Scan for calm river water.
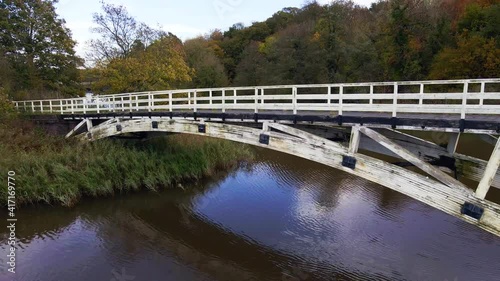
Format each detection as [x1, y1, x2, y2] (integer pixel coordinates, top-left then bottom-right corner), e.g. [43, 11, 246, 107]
[1, 147, 500, 281]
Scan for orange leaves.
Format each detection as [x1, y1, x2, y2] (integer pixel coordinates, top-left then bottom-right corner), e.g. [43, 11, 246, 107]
[429, 35, 500, 79]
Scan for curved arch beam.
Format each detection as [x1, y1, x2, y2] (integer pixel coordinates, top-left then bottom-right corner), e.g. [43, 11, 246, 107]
[82, 118, 500, 237]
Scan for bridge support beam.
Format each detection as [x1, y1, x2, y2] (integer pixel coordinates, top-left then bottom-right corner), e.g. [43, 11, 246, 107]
[349, 126, 360, 154]
[358, 127, 468, 191]
[65, 119, 87, 139]
[356, 128, 500, 190]
[447, 133, 461, 154]
[76, 119, 500, 237]
[476, 138, 500, 199]
[478, 134, 499, 146]
[86, 118, 93, 131]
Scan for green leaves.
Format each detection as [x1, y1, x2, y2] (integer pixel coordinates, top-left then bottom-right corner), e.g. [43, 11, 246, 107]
[184, 37, 229, 88]
[0, 0, 82, 99]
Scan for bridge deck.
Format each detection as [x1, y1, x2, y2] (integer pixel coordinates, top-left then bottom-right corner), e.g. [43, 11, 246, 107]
[14, 79, 499, 132]
[56, 110, 499, 134]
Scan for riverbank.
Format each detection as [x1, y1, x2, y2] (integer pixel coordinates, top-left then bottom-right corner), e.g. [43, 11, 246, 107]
[0, 118, 253, 207]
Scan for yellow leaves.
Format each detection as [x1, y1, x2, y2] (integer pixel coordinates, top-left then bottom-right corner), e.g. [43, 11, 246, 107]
[312, 32, 321, 42]
[258, 36, 277, 55]
[95, 37, 193, 94]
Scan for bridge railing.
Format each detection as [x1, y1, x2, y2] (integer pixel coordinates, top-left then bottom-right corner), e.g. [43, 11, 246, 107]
[13, 79, 500, 118]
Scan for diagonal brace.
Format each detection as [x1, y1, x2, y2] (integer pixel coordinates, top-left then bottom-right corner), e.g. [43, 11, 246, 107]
[359, 127, 469, 192]
[268, 123, 347, 153]
[476, 138, 500, 199]
[65, 119, 87, 139]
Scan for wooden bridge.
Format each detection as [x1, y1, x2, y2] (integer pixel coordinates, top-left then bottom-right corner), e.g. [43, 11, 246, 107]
[14, 79, 500, 237]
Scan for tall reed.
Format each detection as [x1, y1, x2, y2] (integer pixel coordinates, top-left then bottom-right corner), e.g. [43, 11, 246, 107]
[0, 119, 253, 207]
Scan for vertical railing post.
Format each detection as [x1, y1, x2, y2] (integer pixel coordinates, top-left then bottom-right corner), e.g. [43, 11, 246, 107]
[293, 87, 297, 115]
[31, 101, 35, 112]
[148, 93, 152, 112]
[60, 100, 64, 114]
[129, 95, 132, 112]
[419, 83, 424, 106]
[121, 97, 124, 112]
[188, 92, 191, 105]
[461, 81, 468, 120]
[71, 99, 75, 114]
[261, 88, 265, 105]
[193, 90, 197, 113]
[209, 90, 213, 105]
[339, 85, 344, 116]
[392, 82, 398, 118]
[169, 92, 173, 112]
[327, 86, 331, 106]
[49, 100, 53, 113]
[135, 95, 139, 111]
[369, 85, 374, 106]
[233, 89, 237, 105]
[40, 101, 43, 113]
[254, 88, 259, 113]
[479, 82, 485, 106]
[222, 89, 226, 113]
[112, 96, 116, 113]
[96, 97, 100, 114]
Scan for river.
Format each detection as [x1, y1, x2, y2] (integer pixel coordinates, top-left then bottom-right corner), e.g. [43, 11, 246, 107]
[1, 147, 500, 281]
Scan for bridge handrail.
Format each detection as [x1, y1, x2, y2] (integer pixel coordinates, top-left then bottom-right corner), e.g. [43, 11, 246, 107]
[12, 78, 500, 119]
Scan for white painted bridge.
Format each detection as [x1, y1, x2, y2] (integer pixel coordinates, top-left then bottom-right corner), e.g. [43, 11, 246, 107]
[14, 79, 500, 237]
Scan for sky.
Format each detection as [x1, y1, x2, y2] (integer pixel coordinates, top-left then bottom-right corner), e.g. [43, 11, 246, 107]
[55, 0, 377, 57]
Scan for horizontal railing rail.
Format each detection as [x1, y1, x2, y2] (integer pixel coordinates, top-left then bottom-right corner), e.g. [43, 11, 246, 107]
[12, 79, 500, 119]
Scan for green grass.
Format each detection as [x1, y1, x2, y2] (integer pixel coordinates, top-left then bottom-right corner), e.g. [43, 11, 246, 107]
[0, 118, 253, 207]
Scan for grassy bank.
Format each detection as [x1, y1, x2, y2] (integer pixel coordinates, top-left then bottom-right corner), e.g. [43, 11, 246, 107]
[0, 119, 253, 207]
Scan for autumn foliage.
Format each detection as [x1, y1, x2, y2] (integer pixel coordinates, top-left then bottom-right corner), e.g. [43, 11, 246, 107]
[1, 0, 498, 101]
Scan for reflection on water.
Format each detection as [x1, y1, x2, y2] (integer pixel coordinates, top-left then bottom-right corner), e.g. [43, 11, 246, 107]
[1, 148, 500, 281]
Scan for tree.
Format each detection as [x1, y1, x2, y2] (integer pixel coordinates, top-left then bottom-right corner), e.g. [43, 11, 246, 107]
[183, 37, 229, 88]
[0, 0, 82, 99]
[429, 34, 499, 79]
[87, 1, 165, 64]
[457, 3, 500, 44]
[233, 42, 270, 86]
[94, 35, 193, 94]
[0, 87, 15, 117]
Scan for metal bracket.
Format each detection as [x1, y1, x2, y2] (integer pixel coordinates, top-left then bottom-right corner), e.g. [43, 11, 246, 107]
[116, 124, 122, 132]
[459, 119, 466, 133]
[259, 133, 270, 145]
[342, 155, 357, 169]
[461, 202, 484, 220]
[152, 121, 158, 129]
[198, 124, 206, 133]
[391, 117, 398, 129]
